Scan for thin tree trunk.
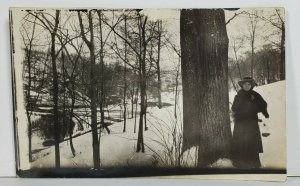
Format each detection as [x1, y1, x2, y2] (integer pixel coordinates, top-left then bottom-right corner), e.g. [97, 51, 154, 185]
[97, 10, 110, 135]
[144, 93, 148, 131]
[251, 39, 255, 78]
[156, 20, 162, 109]
[136, 15, 147, 153]
[137, 75, 145, 152]
[24, 17, 37, 163]
[279, 23, 285, 80]
[134, 86, 139, 133]
[51, 10, 60, 168]
[25, 48, 33, 163]
[90, 44, 100, 169]
[174, 64, 180, 119]
[233, 50, 242, 79]
[26, 109, 32, 162]
[131, 93, 134, 119]
[123, 15, 128, 133]
[78, 10, 100, 169]
[61, 50, 76, 157]
[229, 73, 237, 92]
[181, 9, 232, 166]
[266, 57, 271, 84]
[69, 86, 76, 157]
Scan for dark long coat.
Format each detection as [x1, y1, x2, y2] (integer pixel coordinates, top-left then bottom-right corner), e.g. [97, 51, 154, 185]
[231, 89, 269, 168]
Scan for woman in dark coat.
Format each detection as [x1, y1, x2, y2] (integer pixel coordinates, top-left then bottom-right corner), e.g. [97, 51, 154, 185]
[231, 77, 269, 168]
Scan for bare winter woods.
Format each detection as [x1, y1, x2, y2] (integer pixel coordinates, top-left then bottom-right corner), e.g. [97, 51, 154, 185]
[14, 8, 284, 172]
[19, 9, 177, 169]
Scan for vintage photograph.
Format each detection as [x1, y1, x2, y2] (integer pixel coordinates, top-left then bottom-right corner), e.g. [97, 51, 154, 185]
[10, 8, 286, 179]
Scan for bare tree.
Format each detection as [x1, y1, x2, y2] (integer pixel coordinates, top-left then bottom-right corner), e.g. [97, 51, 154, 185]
[103, 10, 157, 152]
[20, 15, 37, 163]
[247, 10, 260, 78]
[246, 9, 285, 80]
[51, 10, 61, 168]
[28, 10, 61, 167]
[123, 15, 128, 132]
[136, 13, 148, 152]
[78, 10, 100, 169]
[95, 10, 113, 135]
[163, 33, 181, 118]
[155, 20, 163, 109]
[230, 36, 244, 79]
[277, 9, 285, 80]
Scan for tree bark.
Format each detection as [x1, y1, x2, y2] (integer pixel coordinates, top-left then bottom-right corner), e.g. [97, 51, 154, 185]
[180, 9, 232, 166]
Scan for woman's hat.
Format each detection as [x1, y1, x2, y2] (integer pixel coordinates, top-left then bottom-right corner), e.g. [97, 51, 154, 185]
[238, 77, 258, 88]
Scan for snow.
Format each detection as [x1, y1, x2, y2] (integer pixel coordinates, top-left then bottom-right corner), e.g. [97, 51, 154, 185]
[254, 81, 286, 169]
[31, 81, 286, 170]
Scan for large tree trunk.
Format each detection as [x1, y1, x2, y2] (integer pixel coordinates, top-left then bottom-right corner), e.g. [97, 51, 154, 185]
[180, 9, 232, 166]
[51, 10, 60, 168]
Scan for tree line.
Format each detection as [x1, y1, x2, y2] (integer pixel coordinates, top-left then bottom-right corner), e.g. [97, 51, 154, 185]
[21, 9, 171, 169]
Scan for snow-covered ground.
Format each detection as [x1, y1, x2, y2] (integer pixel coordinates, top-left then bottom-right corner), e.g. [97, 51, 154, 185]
[253, 81, 286, 169]
[31, 81, 286, 170]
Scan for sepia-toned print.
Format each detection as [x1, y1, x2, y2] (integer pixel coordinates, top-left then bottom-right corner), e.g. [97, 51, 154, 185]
[10, 8, 286, 179]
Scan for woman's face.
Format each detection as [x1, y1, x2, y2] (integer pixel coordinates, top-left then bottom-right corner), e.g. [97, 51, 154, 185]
[242, 82, 252, 91]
